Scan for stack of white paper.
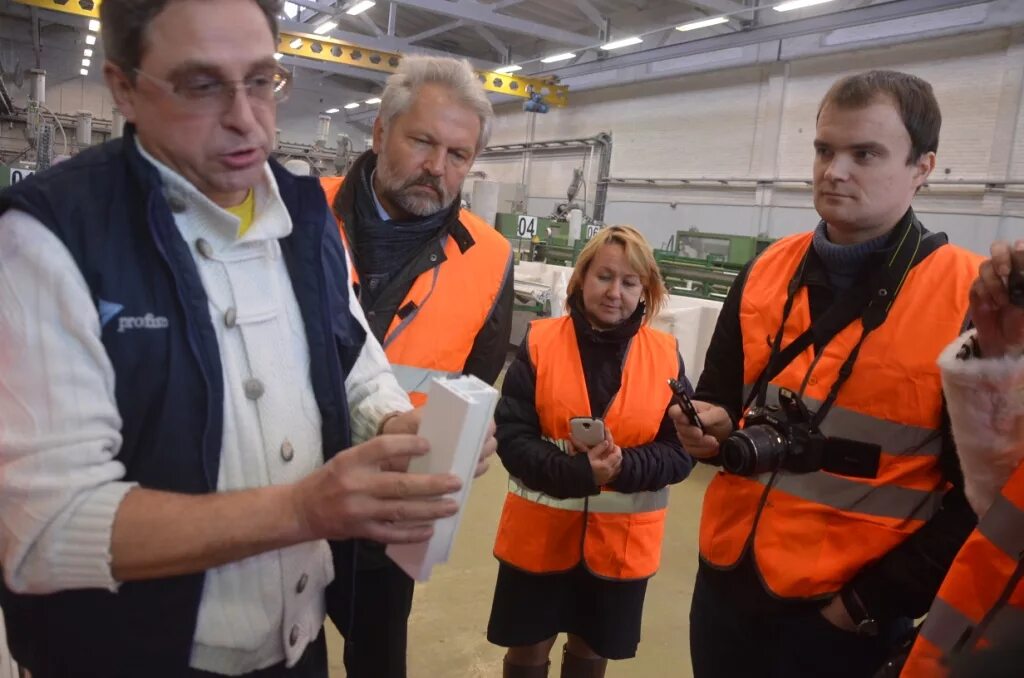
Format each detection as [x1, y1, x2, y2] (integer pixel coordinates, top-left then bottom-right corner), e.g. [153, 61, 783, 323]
[385, 375, 499, 581]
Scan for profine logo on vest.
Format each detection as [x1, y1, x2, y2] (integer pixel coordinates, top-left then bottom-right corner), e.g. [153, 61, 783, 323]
[118, 313, 169, 333]
[98, 299, 169, 333]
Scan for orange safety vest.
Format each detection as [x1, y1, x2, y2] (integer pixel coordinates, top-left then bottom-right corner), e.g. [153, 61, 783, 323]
[492, 315, 679, 580]
[902, 460, 1024, 677]
[320, 176, 512, 405]
[699, 232, 982, 599]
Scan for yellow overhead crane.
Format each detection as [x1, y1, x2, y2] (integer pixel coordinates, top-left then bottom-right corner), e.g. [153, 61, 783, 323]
[12, 0, 569, 107]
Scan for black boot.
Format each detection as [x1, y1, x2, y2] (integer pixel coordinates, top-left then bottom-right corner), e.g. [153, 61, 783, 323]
[503, 657, 550, 678]
[559, 644, 607, 678]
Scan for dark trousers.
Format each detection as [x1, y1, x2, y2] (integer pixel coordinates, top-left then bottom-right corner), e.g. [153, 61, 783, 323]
[689, 566, 909, 678]
[186, 630, 328, 678]
[339, 559, 416, 678]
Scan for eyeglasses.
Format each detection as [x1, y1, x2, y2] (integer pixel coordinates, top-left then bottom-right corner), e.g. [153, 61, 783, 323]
[133, 65, 292, 113]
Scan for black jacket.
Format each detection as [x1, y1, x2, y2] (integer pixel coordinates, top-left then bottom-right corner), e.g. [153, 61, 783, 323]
[695, 228, 978, 621]
[496, 297, 694, 497]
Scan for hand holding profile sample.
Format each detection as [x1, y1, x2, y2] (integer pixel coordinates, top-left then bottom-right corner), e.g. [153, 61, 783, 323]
[380, 406, 498, 478]
[291, 434, 462, 545]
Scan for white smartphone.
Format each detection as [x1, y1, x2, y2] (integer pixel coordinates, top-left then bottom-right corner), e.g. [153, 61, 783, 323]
[569, 417, 606, 447]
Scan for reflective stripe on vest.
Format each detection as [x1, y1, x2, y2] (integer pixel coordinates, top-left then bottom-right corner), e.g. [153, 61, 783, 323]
[902, 460, 1024, 678]
[757, 471, 943, 522]
[320, 175, 512, 407]
[493, 316, 679, 580]
[700, 231, 982, 599]
[978, 493, 1024, 560]
[917, 492, 1024, 656]
[508, 476, 669, 515]
[918, 597, 976, 657]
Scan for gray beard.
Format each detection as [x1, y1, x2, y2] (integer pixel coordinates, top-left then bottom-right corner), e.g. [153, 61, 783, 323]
[375, 156, 455, 217]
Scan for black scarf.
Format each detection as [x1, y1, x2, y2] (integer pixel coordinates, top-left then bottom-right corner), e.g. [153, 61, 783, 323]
[350, 155, 450, 294]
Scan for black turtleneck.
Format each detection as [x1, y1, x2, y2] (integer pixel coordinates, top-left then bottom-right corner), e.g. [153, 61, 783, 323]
[568, 292, 646, 417]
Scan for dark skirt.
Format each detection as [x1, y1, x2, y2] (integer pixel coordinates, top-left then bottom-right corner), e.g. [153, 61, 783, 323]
[486, 562, 649, 660]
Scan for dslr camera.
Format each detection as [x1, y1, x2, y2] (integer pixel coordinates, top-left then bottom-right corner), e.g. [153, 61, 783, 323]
[721, 388, 880, 478]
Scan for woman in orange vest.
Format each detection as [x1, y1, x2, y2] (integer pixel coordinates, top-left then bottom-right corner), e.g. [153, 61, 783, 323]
[900, 240, 1024, 678]
[487, 225, 694, 678]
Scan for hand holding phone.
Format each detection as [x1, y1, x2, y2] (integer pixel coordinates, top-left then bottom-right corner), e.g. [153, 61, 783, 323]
[569, 417, 606, 447]
[668, 378, 705, 434]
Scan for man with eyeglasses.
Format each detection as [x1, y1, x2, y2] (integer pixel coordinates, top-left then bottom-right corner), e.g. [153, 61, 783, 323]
[0, 1, 482, 676]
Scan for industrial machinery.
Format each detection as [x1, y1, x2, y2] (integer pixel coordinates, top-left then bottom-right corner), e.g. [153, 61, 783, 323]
[500, 222, 772, 301]
[656, 230, 774, 299]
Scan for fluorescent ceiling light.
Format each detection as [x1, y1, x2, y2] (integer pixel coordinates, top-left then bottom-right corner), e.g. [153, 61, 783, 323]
[495, 64, 522, 74]
[79, 68, 88, 76]
[344, 102, 360, 109]
[274, 52, 283, 60]
[325, 107, 340, 113]
[774, 0, 834, 11]
[541, 52, 576, 64]
[676, 16, 729, 31]
[365, 97, 381, 104]
[85, 34, 97, 45]
[289, 38, 302, 48]
[82, 58, 91, 67]
[88, 19, 100, 32]
[601, 36, 642, 50]
[346, 1, 375, 15]
[314, 20, 337, 34]
[84, 48, 93, 57]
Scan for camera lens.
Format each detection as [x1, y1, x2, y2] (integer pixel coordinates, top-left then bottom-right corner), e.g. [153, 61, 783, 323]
[721, 425, 787, 476]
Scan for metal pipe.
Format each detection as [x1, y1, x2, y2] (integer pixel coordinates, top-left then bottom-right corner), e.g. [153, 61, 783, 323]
[477, 133, 614, 220]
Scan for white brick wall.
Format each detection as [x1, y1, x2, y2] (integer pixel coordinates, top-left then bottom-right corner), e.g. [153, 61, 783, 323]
[482, 27, 1024, 254]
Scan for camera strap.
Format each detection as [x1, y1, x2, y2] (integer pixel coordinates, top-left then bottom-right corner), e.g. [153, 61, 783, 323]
[746, 213, 947, 425]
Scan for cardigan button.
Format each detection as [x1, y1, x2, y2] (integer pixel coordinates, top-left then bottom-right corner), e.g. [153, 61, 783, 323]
[243, 378, 264, 401]
[289, 625, 300, 647]
[296, 573, 308, 594]
[224, 307, 237, 328]
[166, 194, 187, 213]
[280, 439, 295, 462]
[196, 238, 215, 259]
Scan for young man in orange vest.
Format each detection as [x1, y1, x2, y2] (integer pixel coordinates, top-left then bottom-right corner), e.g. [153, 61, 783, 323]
[671, 70, 983, 677]
[319, 56, 513, 678]
[900, 240, 1024, 677]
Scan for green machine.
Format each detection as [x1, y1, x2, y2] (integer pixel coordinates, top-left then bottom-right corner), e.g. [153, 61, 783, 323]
[498, 218, 773, 302]
[671, 230, 773, 267]
[495, 212, 580, 267]
[657, 231, 775, 299]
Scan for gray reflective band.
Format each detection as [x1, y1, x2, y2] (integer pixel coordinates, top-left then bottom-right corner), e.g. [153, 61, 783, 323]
[983, 603, 1024, 648]
[742, 383, 943, 457]
[508, 477, 668, 515]
[978, 494, 1024, 560]
[920, 597, 975, 654]
[390, 364, 462, 394]
[757, 471, 943, 522]
[383, 257, 443, 350]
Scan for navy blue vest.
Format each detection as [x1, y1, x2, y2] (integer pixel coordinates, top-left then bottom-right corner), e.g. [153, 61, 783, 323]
[0, 127, 364, 676]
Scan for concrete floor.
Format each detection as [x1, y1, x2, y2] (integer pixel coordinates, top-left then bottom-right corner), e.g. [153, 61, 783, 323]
[325, 459, 714, 677]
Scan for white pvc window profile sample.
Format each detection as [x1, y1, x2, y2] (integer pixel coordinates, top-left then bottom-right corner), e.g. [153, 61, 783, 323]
[386, 375, 499, 581]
